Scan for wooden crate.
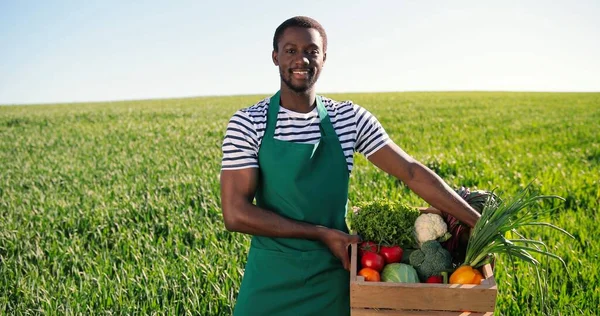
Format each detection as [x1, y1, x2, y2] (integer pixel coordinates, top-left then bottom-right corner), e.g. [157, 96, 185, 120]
[349, 242, 498, 316]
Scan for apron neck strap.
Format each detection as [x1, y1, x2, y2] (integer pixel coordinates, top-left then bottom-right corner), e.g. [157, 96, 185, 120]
[265, 91, 331, 139]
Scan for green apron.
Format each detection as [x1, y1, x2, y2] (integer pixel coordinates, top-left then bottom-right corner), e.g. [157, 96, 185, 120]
[233, 91, 351, 316]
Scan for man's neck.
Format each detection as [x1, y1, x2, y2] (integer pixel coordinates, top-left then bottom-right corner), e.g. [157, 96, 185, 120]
[279, 86, 317, 113]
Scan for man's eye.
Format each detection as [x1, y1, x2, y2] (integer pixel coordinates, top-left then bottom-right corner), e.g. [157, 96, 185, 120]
[286, 49, 296, 54]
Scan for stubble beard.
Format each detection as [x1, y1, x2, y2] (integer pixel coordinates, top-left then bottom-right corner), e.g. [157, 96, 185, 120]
[280, 69, 319, 93]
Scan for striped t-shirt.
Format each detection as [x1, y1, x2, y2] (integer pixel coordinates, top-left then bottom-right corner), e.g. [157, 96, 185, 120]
[221, 96, 391, 173]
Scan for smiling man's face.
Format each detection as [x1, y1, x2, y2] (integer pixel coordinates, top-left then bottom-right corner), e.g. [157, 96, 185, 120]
[272, 27, 326, 94]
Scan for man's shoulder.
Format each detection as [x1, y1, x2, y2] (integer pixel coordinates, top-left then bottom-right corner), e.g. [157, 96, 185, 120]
[320, 96, 357, 112]
[228, 97, 271, 125]
[322, 96, 379, 118]
[238, 97, 270, 115]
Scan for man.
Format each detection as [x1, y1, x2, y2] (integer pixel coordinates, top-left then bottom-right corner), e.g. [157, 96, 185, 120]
[220, 16, 480, 315]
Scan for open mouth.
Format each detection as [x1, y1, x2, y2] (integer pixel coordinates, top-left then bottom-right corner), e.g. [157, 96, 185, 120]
[290, 69, 312, 80]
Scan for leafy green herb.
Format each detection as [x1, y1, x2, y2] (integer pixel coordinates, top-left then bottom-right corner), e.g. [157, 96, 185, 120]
[348, 199, 420, 248]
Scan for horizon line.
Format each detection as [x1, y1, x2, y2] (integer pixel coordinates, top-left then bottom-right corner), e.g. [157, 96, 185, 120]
[2, 89, 600, 107]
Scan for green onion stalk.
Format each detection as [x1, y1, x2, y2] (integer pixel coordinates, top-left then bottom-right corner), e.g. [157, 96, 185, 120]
[461, 184, 574, 314]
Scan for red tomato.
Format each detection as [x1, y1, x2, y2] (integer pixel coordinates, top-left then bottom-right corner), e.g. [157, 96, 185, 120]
[358, 241, 378, 257]
[358, 268, 381, 282]
[360, 252, 385, 272]
[426, 275, 443, 283]
[379, 245, 403, 264]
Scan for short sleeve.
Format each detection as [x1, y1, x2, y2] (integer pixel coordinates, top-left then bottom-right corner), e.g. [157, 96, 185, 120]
[221, 110, 260, 170]
[353, 104, 391, 157]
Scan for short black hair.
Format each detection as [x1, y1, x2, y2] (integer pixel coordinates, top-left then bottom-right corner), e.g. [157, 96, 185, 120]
[273, 16, 327, 52]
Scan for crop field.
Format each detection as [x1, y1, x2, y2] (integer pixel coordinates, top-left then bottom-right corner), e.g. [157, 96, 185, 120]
[1, 92, 599, 315]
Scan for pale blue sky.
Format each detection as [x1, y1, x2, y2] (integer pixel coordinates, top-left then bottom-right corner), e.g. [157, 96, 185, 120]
[1, 0, 599, 105]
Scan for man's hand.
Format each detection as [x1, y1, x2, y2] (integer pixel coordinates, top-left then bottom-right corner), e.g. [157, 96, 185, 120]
[319, 227, 362, 271]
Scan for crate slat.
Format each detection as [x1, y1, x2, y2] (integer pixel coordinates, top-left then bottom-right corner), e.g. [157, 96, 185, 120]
[351, 308, 493, 316]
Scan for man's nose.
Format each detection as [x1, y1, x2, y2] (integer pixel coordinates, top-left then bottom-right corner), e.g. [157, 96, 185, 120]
[295, 56, 309, 67]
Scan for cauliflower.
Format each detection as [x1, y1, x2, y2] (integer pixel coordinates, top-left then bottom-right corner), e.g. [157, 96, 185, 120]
[414, 212, 451, 246]
[408, 240, 453, 282]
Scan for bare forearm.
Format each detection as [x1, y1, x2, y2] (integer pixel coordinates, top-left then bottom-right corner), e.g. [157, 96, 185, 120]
[368, 144, 480, 227]
[224, 202, 328, 240]
[223, 200, 359, 270]
[408, 163, 480, 227]
[225, 201, 361, 270]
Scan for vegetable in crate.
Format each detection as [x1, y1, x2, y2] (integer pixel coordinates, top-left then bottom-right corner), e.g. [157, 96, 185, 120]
[448, 185, 574, 314]
[400, 248, 417, 264]
[379, 245, 403, 264]
[358, 268, 381, 282]
[358, 241, 378, 257]
[381, 263, 420, 283]
[361, 251, 385, 272]
[449, 265, 484, 285]
[348, 199, 420, 249]
[455, 186, 501, 213]
[443, 187, 500, 264]
[408, 240, 453, 282]
[426, 275, 443, 283]
[425, 271, 448, 284]
[414, 212, 452, 246]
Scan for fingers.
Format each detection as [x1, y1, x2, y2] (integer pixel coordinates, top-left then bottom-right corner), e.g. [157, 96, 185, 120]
[341, 252, 350, 271]
[345, 234, 362, 247]
[343, 234, 360, 271]
[350, 234, 362, 244]
[323, 230, 361, 271]
[343, 240, 357, 271]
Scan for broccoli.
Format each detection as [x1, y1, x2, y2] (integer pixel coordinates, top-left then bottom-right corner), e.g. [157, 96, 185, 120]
[408, 240, 453, 282]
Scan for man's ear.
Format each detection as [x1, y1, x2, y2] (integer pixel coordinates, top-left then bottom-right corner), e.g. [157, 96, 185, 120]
[272, 50, 279, 66]
[323, 52, 327, 65]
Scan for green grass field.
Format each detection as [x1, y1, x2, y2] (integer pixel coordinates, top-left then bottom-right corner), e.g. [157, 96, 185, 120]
[1, 92, 599, 315]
